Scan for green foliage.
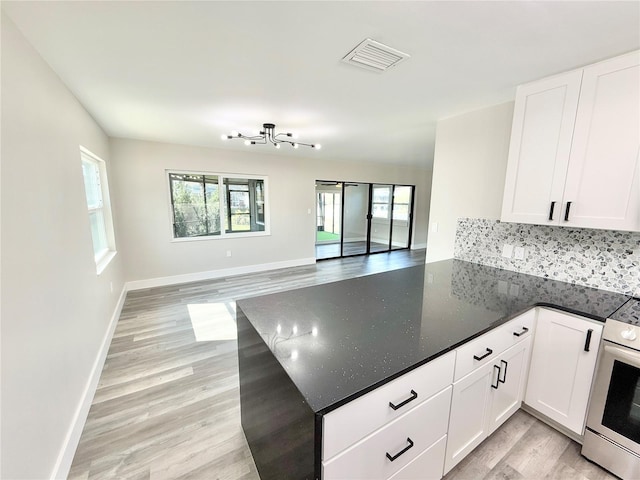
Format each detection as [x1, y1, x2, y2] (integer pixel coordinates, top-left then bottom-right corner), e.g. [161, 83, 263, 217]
[172, 179, 220, 237]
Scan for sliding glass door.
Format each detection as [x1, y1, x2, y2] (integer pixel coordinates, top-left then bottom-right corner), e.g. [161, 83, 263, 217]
[370, 184, 393, 253]
[391, 186, 413, 250]
[342, 183, 370, 256]
[316, 182, 342, 260]
[315, 180, 415, 260]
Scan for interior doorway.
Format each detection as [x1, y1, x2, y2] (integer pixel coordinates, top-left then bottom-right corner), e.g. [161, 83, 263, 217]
[315, 180, 414, 260]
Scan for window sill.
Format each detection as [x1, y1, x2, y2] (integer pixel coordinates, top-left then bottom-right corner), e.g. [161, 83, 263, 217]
[96, 250, 117, 275]
[170, 230, 271, 243]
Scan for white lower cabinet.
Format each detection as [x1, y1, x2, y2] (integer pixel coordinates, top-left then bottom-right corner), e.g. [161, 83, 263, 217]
[322, 386, 452, 480]
[320, 307, 610, 479]
[524, 308, 603, 435]
[445, 337, 532, 474]
[388, 435, 447, 480]
[489, 337, 531, 432]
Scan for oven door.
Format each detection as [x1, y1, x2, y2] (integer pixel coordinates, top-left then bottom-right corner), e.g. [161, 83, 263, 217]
[587, 341, 640, 453]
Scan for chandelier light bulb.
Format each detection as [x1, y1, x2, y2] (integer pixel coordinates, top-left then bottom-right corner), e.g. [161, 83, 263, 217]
[314, 144, 322, 150]
[275, 143, 281, 149]
[230, 130, 239, 137]
[293, 143, 299, 149]
[221, 134, 228, 140]
[244, 140, 251, 146]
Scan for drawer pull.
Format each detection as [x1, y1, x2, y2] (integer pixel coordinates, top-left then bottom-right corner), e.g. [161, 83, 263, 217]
[386, 437, 414, 462]
[548, 201, 556, 221]
[492, 365, 501, 389]
[389, 390, 418, 411]
[473, 348, 493, 361]
[513, 326, 529, 337]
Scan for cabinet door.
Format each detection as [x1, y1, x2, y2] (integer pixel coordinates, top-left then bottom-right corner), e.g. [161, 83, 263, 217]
[501, 70, 583, 225]
[562, 50, 640, 231]
[444, 362, 495, 474]
[489, 337, 532, 433]
[525, 309, 603, 435]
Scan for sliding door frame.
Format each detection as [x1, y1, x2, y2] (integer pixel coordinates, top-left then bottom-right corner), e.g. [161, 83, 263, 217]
[315, 180, 415, 261]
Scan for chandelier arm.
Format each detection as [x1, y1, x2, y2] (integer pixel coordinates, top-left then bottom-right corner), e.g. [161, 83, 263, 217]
[239, 134, 266, 141]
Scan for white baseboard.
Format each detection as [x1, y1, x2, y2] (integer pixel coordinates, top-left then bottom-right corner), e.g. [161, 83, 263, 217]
[125, 257, 317, 291]
[411, 242, 427, 249]
[51, 286, 127, 480]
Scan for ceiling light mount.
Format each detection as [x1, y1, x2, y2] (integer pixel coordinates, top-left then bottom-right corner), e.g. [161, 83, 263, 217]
[221, 123, 321, 150]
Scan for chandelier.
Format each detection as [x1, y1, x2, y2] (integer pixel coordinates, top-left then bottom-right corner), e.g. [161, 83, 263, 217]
[221, 123, 321, 150]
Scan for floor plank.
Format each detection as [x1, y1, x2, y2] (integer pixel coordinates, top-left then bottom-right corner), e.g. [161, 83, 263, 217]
[70, 249, 615, 480]
[443, 410, 618, 480]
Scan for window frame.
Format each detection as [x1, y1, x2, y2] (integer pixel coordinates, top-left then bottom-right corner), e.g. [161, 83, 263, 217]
[80, 146, 117, 274]
[391, 186, 412, 227]
[166, 170, 270, 242]
[371, 185, 392, 221]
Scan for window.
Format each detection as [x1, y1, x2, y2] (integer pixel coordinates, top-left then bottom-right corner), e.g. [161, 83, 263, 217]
[392, 186, 412, 223]
[372, 185, 391, 219]
[169, 172, 268, 239]
[81, 147, 116, 272]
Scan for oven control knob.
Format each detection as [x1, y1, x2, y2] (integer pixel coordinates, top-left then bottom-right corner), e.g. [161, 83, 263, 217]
[621, 327, 637, 341]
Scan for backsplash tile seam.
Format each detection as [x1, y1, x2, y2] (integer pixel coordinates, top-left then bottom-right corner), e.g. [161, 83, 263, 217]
[454, 218, 640, 297]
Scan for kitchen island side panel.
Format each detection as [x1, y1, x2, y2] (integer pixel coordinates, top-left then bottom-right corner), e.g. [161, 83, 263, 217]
[237, 306, 317, 480]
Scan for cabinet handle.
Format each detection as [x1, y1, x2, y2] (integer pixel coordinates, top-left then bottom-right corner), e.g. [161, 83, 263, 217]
[513, 326, 529, 337]
[499, 359, 508, 384]
[389, 390, 418, 411]
[386, 437, 414, 462]
[564, 201, 572, 221]
[474, 348, 493, 361]
[492, 365, 501, 389]
[584, 329, 593, 352]
[548, 201, 556, 221]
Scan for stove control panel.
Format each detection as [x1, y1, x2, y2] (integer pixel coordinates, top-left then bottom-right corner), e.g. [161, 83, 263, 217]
[603, 318, 640, 350]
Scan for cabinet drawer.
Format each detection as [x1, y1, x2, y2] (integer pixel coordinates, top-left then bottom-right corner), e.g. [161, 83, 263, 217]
[323, 351, 455, 461]
[388, 435, 447, 480]
[322, 386, 452, 480]
[454, 310, 535, 382]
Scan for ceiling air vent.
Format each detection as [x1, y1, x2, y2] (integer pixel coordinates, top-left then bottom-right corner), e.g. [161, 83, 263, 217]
[341, 38, 410, 73]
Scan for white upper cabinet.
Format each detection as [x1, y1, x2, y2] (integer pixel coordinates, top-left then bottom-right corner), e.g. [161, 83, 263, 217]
[563, 52, 640, 230]
[501, 70, 583, 225]
[502, 50, 640, 231]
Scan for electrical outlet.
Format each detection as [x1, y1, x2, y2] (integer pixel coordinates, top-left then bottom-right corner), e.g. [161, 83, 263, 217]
[226, 250, 232, 258]
[502, 244, 514, 258]
[431, 222, 439, 233]
[514, 246, 525, 260]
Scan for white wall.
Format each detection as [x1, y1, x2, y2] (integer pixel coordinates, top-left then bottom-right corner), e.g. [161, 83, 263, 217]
[110, 137, 431, 285]
[425, 102, 514, 263]
[1, 14, 126, 480]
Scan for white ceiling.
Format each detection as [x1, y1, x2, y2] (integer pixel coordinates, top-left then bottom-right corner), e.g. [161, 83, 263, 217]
[3, 1, 639, 168]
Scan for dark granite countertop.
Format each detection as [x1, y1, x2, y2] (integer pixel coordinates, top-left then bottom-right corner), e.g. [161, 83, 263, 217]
[236, 259, 630, 415]
[610, 298, 640, 325]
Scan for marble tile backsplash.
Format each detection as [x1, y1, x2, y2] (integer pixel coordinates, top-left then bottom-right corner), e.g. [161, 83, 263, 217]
[454, 218, 640, 296]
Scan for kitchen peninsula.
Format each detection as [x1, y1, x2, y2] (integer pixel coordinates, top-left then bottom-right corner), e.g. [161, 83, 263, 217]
[236, 259, 630, 480]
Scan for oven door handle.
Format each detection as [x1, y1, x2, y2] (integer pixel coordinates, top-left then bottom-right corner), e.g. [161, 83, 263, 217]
[604, 344, 640, 369]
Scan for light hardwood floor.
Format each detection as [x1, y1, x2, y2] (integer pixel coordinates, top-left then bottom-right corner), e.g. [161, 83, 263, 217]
[69, 250, 615, 480]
